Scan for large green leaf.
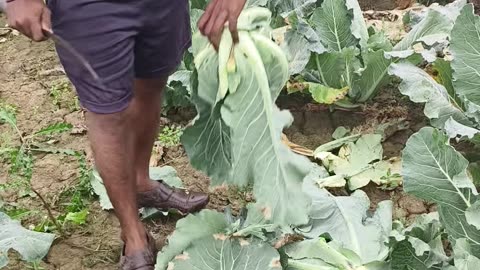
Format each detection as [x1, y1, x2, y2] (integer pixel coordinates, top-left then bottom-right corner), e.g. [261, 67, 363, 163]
[156, 210, 230, 270]
[402, 127, 480, 249]
[393, 1, 466, 51]
[389, 213, 448, 269]
[282, 30, 313, 75]
[345, 0, 368, 50]
[351, 50, 392, 102]
[389, 62, 472, 129]
[280, 13, 327, 75]
[169, 236, 281, 270]
[450, 4, 480, 120]
[296, 167, 392, 264]
[310, 0, 357, 52]
[453, 238, 480, 269]
[309, 47, 359, 89]
[0, 212, 55, 267]
[182, 8, 312, 227]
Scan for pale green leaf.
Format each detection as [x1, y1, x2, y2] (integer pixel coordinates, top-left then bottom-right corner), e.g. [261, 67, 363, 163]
[313, 134, 361, 153]
[445, 117, 480, 140]
[65, 209, 88, 225]
[156, 210, 229, 270]
[389, 213, 449, 269]
[466, 201, 480, 230]
[367, 31, 393, 52]
[393, 1, 465, 51]
[297, 168, 392, 264]
[450, 4, 480, 118]
[0, 108, 16, 128]
[183, 8, 312, 227]
[168, 70, 193, 93]
[0, 212, 55, 268]
[332, 126, 350, 140]
[285, 238, 364, 270]
[453, 238, 480, 269]
[402, 127, 480, 248]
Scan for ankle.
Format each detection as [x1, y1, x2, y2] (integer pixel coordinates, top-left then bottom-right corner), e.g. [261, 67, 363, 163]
[122, 223, 148, 255]
[136, 176, 158, 193]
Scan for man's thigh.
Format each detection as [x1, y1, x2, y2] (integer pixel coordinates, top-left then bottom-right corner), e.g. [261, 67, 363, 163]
[134, 0, 191, 79]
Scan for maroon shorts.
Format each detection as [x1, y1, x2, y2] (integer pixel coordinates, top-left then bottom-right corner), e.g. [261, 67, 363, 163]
[48, 0, 191, 113]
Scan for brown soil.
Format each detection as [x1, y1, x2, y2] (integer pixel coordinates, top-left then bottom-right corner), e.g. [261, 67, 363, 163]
[359, 0, 414, 10]
[0, 8, 430, 269]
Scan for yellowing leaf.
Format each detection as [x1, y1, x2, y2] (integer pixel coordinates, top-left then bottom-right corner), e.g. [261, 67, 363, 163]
[308, 83, 349, 104]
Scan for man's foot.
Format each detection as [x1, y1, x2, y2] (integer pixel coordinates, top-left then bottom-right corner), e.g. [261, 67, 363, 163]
[120, 232, 157, 270]
[137, 180, 209, 214]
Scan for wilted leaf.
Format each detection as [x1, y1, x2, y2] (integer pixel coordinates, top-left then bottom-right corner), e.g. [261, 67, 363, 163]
[308, 83, 349, 105]
[315, 134, 399, 189]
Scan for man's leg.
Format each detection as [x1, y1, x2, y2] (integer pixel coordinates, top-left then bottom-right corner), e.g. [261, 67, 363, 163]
[130, 78, 165, 192]
[86, 109, 147, 255]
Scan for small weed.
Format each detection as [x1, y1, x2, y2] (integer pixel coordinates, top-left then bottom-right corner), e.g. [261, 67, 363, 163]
[49, 81, 80, 111]
[158, 126, 183, 147]
[0, 102, 83, 236]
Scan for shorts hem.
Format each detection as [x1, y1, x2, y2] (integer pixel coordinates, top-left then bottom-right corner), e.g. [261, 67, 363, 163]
[80, 92, 133, 114]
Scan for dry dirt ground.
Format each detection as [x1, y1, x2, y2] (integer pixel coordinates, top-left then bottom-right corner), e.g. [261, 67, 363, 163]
[1, 13, 429, 270]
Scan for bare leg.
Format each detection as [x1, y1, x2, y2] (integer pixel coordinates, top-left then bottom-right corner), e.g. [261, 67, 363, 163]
[86, 109, 147, 255]
[130, 78, 166, 192]
[131, 78, 209, 214]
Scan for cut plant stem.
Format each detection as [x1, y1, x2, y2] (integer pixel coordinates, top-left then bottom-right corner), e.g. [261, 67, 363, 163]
[31, 186, 66, 238]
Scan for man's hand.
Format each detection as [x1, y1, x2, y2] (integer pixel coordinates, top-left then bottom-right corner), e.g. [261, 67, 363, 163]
[6, 0, 51, 41]
[198, 0, 246, 50]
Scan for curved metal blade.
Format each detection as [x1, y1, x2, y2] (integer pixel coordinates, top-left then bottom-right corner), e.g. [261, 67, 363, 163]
[43, 29, 101, 82]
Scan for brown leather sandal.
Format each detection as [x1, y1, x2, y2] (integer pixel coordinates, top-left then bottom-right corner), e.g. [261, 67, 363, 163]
[120, 233, 157, 270]
[137, 180, 209, 215]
